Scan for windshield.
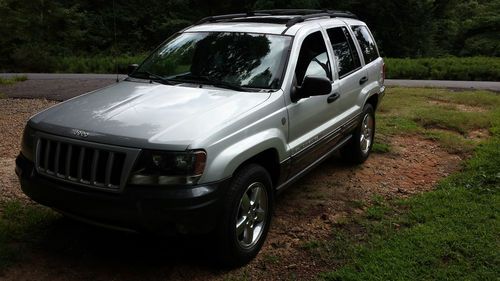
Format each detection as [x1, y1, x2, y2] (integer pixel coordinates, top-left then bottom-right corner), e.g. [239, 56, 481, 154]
[131, 32, 291, 90]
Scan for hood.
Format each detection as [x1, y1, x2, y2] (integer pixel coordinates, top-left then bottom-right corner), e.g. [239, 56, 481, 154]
[30, 81, 271, 150]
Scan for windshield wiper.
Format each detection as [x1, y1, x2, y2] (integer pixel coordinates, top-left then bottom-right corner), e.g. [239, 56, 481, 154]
[131, 71, 173, 85]
[170, 74, 246, 91]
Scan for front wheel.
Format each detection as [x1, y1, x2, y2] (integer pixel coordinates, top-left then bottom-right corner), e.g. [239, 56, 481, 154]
[341, 104, 375, 164]
[216, 164, 273, 267]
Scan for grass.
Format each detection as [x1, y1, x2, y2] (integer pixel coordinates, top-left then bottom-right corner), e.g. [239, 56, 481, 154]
[0, 75, 27, 85]
[0, 201, 59, 270]
[302, 232, 353, 263]
[376, 87, 499, 154]
[319, 91, 500, 280]
[371, 141, 391, 153]
[385, 57, 500, 81]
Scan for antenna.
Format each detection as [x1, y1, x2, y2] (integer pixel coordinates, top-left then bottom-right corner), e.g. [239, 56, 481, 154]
[113, 0, 119, 83]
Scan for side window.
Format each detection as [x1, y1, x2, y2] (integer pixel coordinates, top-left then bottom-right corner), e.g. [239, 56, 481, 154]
[351, 25, 379, 64]
[326, 27, 362, 78]
[295, 31, 331, 85]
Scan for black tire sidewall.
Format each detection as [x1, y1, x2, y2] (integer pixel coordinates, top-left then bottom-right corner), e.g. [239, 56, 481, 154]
[217, 164, 274, 266]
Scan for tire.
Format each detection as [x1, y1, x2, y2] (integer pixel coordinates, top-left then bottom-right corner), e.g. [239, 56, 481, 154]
[341, 104, 375, 164]
[216, 164, 274, 267]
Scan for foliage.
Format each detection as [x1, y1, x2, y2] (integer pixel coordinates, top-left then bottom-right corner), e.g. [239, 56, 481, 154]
[386, 57, 500, 81]
[0, 0, 499, 72]
[53, 55, 147, 74]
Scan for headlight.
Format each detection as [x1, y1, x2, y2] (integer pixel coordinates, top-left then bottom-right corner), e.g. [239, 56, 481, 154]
[21, 125, 36, 161]
[129, 150, 207, 186]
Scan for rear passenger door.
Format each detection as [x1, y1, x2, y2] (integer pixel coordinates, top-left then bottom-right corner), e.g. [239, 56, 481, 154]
[324, 25, 367, 122]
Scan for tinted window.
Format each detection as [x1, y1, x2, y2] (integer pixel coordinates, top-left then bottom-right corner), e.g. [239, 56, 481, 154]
[295, 31, 331, 85]
[351, 26, 379, 64]
[326, 27, 362, 78]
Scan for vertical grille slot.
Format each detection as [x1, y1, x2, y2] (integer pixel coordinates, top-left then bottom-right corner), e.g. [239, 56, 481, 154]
[111, 153, 125, 186]
[65, 144, 72, 178]
[36, 136, 131, 191]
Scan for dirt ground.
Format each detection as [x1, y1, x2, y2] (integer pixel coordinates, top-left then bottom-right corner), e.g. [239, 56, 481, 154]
[0, 99, 463, 281]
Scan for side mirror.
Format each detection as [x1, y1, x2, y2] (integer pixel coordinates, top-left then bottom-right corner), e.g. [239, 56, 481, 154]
[128, 64, 139, 76]
[291, 76, 332, 103]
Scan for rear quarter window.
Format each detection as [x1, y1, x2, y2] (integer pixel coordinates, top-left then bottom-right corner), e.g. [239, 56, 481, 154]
[351, 25, 379, 64]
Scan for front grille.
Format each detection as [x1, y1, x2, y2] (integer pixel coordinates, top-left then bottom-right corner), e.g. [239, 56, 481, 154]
[35, 134, 139, 192]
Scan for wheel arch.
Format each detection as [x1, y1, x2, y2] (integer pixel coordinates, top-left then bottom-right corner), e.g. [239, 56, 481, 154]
[202, 129, 288, 185]
[365, 93, 379, 110]
[234, 148, 281, 187]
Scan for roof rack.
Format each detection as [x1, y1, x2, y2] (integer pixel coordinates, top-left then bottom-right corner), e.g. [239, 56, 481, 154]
[282, 10, 357, 27]
[195, 9, 358, 28]
[196, 12, 271, 25]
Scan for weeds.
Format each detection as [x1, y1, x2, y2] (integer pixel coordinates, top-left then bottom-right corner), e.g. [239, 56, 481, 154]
[0, 75, 27, 85]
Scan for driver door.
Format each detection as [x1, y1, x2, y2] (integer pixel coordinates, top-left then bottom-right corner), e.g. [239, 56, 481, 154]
[286, 30, 343, 175]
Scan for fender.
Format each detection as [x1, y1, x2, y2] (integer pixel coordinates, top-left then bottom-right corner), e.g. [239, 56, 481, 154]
[360, 79, 383, 108]
[201, 128, 288, 183]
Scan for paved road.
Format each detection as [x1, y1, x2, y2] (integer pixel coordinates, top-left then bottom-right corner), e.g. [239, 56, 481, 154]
[1, 73, 499, 101]
[384, 79, 500, 92]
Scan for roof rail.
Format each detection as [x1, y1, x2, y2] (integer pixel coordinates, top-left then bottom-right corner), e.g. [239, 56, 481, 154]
[254, 9, 332, 15]
[283, 10, 357, 27]
[194, 9, 358, 28]
[196, 12, 270, 25]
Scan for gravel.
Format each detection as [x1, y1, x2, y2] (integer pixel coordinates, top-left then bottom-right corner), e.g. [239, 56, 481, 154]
[0, 98, 58, 203]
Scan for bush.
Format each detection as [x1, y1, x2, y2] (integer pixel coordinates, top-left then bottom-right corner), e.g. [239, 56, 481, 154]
[6, 53, 500, 81]
[385, 57, 500, 81]
[11, 45, 57, 73]
[53, 55, 147, 74]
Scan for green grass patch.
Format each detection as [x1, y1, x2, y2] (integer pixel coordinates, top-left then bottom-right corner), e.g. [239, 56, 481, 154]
[302, 232, 353, 263]
[0, 201, 59, 270]
[0, 75, 27, 85]
[424, 130, 476, 154]
[385, 57, 500, 81]
[262, 253, 281, 264]
[372, 140, 392, 154]
[320, 102, 500, 280]
[377, 87, 499, 154]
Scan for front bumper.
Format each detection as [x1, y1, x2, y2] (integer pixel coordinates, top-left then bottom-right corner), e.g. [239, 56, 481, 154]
[16, 153, 230, 234]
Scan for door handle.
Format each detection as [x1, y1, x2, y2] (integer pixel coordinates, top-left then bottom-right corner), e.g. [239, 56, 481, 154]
[327, 92, 340, 103]
[359, 76, 368, 85]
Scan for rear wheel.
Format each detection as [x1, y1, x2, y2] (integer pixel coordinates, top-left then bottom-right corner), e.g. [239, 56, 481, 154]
[341, 104, 375, 164]
[216, 164, 273, 267]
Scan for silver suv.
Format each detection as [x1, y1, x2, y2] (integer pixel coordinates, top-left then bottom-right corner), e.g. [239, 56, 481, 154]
[17, 10, 385, 265]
